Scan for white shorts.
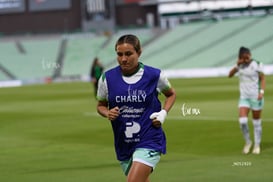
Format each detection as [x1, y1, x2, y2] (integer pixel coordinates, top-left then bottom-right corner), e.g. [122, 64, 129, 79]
[239, 98, 264, 111]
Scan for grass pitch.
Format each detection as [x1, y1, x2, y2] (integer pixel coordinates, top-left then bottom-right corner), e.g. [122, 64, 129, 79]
[0, 76, 272, 182]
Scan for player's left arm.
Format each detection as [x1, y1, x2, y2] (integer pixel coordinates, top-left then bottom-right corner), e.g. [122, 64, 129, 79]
[157, 72, 176, 113]
[150, 72, 176, 127]
[162, 87, 176, 113]
[150, 87, 176, 128]
[257, 61, 265, 100]
[258, 72, 265, 100]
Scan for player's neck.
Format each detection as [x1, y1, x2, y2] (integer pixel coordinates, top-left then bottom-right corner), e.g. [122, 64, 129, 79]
[122, 63, 141, 77]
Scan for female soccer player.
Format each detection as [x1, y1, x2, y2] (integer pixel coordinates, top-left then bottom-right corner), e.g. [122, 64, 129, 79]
[90, 57, 104, 97]
[96, 34, 176, 181]
[229, 47, 266, 155]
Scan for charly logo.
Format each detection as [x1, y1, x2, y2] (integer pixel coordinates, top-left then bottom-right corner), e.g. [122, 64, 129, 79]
[115, 86, 147, 103]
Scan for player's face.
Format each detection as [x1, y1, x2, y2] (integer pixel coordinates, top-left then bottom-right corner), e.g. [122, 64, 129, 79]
[240, 53, 251, 64]
[116, 43, 140, 75]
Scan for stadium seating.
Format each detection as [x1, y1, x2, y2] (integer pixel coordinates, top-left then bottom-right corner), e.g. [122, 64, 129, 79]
[141, 15, 273, 69]
[0, 42, 21, 79]
[23, 39, 60, 78]
[173, 17, 262, 68]
[254, 38, 273, 64]
[0, 72, 9, 81]
[213, 15, 273, 67]
[141, 21, 211, 67]
[61, 29, 156, 77]
[61, 35, 107, 76]
[0, 39, 60, 80]
[1, 15, 273, 82]
[142, 17, 255, 68]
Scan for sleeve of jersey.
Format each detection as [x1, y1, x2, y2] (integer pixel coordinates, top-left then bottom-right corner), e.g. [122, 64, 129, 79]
[96, 74, 108, 102]
[157, 71, 172, 93]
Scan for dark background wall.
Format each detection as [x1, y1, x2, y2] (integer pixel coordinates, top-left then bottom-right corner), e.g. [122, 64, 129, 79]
[0, 0, 81, 34]
[0, 0, 158, 34]
[115, 4, 158, 27]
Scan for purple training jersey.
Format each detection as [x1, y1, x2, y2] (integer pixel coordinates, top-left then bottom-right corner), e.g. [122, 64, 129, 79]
[105, 64, 166, 161]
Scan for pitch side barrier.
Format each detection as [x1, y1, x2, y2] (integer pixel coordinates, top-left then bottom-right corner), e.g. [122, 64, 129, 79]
[163, 65, 273, 79]
[1, 65, 273, 88]
[0, 80, 22, 88]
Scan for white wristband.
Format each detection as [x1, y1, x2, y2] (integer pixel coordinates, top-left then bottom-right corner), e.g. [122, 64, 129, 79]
[149, 109, 167, 124]
[260, 89, 264, 94]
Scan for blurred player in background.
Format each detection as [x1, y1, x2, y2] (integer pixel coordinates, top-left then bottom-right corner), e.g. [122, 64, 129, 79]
[229, 47, 266, 155]
[90, 57, 104, 97]
[96, 34, 176, 181]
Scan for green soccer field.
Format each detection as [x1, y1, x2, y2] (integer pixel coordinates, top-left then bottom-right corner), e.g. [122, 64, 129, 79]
[0, 76, 272, 182]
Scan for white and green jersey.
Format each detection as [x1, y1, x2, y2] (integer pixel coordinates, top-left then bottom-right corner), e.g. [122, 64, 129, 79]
[97, 63, 171, 101]
[237, 60, 264, 99]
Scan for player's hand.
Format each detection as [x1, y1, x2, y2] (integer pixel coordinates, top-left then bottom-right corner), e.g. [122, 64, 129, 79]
[108, 107, 119, 121]
[150, 110, 167, 128]
[91, 78, 97, 83]
[258, 93, 263, 100]
[237, 58, 245, 66]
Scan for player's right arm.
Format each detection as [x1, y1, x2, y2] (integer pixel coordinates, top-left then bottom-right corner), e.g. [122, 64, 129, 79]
[97, 101, 119, 121]
[96, 74, 119, 121]
[228, 66, 238, 78]
[229, 58, 243, 78]
[257, 62, 265, 100]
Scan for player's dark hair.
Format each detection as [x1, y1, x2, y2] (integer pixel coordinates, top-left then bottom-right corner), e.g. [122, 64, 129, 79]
[239, 46, 251, 57]
[115, 34, 141, 54]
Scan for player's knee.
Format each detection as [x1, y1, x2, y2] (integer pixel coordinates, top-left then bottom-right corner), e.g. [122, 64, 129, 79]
[127, 177, 149, 182]
[252, 111, 261, 120]
[127, 175, 139, 182]
[127, 172, 150, 182]
[239, 117, 248, 124]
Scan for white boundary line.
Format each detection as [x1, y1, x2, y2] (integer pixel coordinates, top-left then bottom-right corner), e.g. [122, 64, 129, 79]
[83, 112, 273, 122]
[163, 65, 273, 78]
[168, 116, 273, 122]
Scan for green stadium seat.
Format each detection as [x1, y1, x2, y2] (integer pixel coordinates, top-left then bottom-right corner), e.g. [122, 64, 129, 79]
[140, 15, 273, 69]
[214, 15, 273, 67]
[141, 21, 210, 68]
[62, 36, 107, 76]
[1, 16, 273, 81]
[254, 38, 273, 64]
[0, 72, 10, 81]
[0, 39, 60, 80]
